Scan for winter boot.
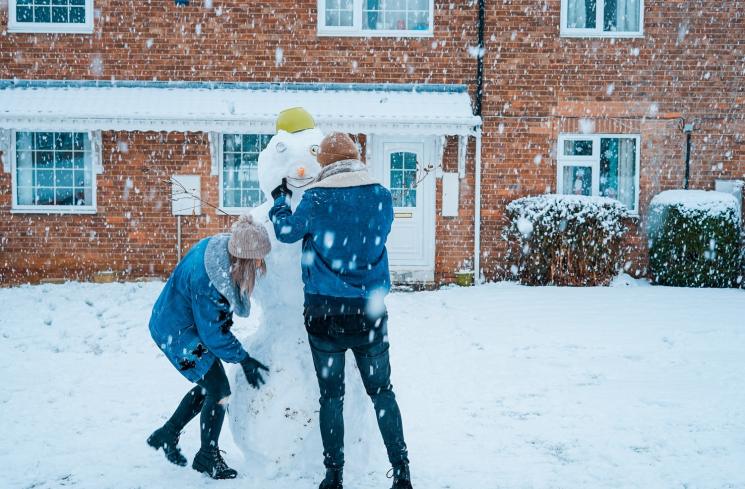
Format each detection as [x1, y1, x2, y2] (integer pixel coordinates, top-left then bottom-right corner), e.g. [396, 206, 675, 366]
[319, 467, 343, 489]
[389, 463, 412, 489]
[147, 425, 187, 467]
[192, 447, 238, 479]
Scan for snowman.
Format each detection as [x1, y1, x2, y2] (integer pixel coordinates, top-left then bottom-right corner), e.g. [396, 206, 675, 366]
[229, 108, 378, 478]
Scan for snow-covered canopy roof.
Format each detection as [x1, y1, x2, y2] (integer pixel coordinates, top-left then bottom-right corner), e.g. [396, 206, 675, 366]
[0, 80, 481, 136]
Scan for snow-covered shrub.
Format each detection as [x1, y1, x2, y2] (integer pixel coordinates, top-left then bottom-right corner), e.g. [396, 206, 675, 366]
[648, 190, 742, 288]
[505, 195, 630, 286]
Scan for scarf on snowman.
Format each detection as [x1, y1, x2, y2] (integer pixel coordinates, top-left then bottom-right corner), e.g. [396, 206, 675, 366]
[308, 159, 379, 189]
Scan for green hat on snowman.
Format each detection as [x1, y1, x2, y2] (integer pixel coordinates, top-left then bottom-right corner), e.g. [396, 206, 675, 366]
[275, 107, 315, 134]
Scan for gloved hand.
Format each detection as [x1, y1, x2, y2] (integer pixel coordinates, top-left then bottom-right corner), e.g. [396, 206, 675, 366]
[240, 355, 269, 389]
[271, 178, 292, 200]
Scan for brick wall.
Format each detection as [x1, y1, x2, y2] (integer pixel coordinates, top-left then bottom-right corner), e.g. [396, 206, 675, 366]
[479, 0, 744, 279]
[1, 0, 743, 285]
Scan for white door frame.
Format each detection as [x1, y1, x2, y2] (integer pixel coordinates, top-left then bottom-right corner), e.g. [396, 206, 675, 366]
[368, 134, 436, 282]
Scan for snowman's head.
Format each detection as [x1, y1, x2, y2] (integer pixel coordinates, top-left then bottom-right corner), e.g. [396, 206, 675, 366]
[257, 127, 325, 199]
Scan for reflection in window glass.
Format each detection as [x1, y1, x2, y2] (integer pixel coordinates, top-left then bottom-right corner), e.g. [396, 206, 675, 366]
[222, 134, 271, 208]
[15, 131, 93, 207]
[390, 151, 417, 207]
[325, 0, 354, 27]
[363, 0, 430, 31]
[561, 166, 593, 196]
[600, 137, 636, 209]
[563, 139, 593, 156]
[566, 0, 597, 28]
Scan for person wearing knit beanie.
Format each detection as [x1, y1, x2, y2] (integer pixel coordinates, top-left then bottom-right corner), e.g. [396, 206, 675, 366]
[146, 215, 272, 480]
[269, 129, 412, 487]
[316, 132, 360, 166]
[229, 214, 272, 259]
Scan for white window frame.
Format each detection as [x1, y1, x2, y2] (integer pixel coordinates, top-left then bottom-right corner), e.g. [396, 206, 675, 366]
[560, 0, 644, 38]
[218, 133, 268, 215]
[10, 130, 98, 214]
[557, 133, 641, 214]
[317, 0, 434, 37]
[8, 0, 94, 34]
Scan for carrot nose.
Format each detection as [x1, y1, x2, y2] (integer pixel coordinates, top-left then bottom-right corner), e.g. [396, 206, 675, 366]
[296, 166, 306, 178]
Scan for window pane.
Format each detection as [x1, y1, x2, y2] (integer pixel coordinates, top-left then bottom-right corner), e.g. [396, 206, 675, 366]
[17, 6, 34, 22]
[566, 0, 596, 29]
[389, 151, 417, 207]
[14, 131, 94, 208]
[363, 0, 429, 31]
[600, 137, 636, 209]
[563, 139, 593, 156]
[69, 6, 85, 22]
[604, 0, 640, 32]
[34, 6, 51, 22]
[52, 6, 69, 23]
[222, 133, 271, 208]
[561, 166, 593, 196]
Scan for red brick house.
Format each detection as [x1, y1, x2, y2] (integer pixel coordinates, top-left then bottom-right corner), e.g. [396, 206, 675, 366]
[0, 0, 743, 285]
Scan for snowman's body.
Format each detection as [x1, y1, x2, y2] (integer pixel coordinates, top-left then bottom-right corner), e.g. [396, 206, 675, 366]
[229, 128, 379, 477]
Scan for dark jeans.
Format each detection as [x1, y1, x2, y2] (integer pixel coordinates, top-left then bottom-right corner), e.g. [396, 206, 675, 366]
[164, 359, 231, 451]
[308, 316, 409, 469]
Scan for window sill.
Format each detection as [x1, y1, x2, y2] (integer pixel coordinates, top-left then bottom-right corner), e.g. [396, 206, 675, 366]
[218, 206, 261, 216]
[7, 22, 94, 34]
[11, 207, 97, 215]
[317, 28, 434, 38]
[560, 30, 644, 39]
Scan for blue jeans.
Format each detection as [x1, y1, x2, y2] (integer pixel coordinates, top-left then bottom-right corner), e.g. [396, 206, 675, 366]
[308, 317, 409, 469]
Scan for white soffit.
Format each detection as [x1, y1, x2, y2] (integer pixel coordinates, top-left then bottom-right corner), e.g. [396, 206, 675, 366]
[0, 82, 481, 136]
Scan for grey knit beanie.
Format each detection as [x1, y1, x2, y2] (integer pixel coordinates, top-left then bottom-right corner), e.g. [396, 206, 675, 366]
[228, 215, 272, 259]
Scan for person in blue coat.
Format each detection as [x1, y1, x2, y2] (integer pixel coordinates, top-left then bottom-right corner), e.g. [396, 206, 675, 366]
[147, 215, 271, 480]
[269, 132, 412, 489]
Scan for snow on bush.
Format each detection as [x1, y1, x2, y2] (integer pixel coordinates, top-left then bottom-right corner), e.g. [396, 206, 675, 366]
[648, 190, 742, 288]
[504, 194, 630, 286]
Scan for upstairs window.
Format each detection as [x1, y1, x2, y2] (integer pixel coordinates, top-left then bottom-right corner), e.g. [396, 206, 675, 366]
[561, 0, 643, 37]
[557, 134, 640, 213]
[318, 0, 433, 37]
[8, 0, 94, 34]
[219, 134, 272, 213]
[12, 131, 96, 213]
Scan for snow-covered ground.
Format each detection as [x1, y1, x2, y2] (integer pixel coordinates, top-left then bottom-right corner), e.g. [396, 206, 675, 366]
[1, 280, 744, 489]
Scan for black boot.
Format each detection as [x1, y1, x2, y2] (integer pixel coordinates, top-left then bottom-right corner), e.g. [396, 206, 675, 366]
[390, 463, 412, 489]
[319, 467, 343, 489]
[192, 447, 238, 479]
[147, 425, 187, 467]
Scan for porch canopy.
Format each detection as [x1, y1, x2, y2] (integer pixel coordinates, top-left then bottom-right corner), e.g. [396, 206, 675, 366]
[0, 80, 481, 136]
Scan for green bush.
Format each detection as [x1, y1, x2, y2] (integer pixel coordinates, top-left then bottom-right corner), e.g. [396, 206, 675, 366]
[504, 195, 630, 286]
[648, 190, 742, 288]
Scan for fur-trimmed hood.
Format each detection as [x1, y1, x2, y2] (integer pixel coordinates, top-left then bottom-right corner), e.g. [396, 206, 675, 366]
[307, 159, 379, 189]
[204, 234, 251, 318]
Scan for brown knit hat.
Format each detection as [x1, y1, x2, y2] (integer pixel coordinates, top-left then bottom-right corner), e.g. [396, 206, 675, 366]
[228, 215, 272, 259]
[317, 132, 360, 166]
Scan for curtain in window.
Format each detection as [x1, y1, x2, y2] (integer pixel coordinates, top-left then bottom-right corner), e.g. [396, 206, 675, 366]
[617, 139, 636, 209]
[615, 0, 640, 31]
[567, 0, 598, 28]
[567, 0, 587, 28]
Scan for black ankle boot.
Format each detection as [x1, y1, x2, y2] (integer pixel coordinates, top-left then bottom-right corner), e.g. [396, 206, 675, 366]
[390, 463, 412, 489]
[147, 425, 187, 467]
[192, 447, 238, 479]
[319, 467, 343, 489]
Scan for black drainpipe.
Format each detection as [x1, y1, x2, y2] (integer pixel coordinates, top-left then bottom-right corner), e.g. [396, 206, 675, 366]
[475, 0, 485, 116]
[683, 122, 694, 189]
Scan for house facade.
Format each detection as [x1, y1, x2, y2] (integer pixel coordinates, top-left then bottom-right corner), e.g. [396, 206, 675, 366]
[0, 0, 743, 285]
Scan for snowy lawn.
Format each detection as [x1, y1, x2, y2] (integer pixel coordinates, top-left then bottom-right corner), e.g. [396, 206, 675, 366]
[1, 281, 744, 489]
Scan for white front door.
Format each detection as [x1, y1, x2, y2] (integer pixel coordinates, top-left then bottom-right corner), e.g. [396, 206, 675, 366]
[369, 136, 436, 282]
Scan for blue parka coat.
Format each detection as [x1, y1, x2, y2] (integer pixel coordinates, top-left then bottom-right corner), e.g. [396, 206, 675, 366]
[149, 234, 250, 382]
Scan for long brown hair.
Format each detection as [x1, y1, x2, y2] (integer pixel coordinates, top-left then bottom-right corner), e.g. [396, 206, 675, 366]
[230, 255, 267, 298]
